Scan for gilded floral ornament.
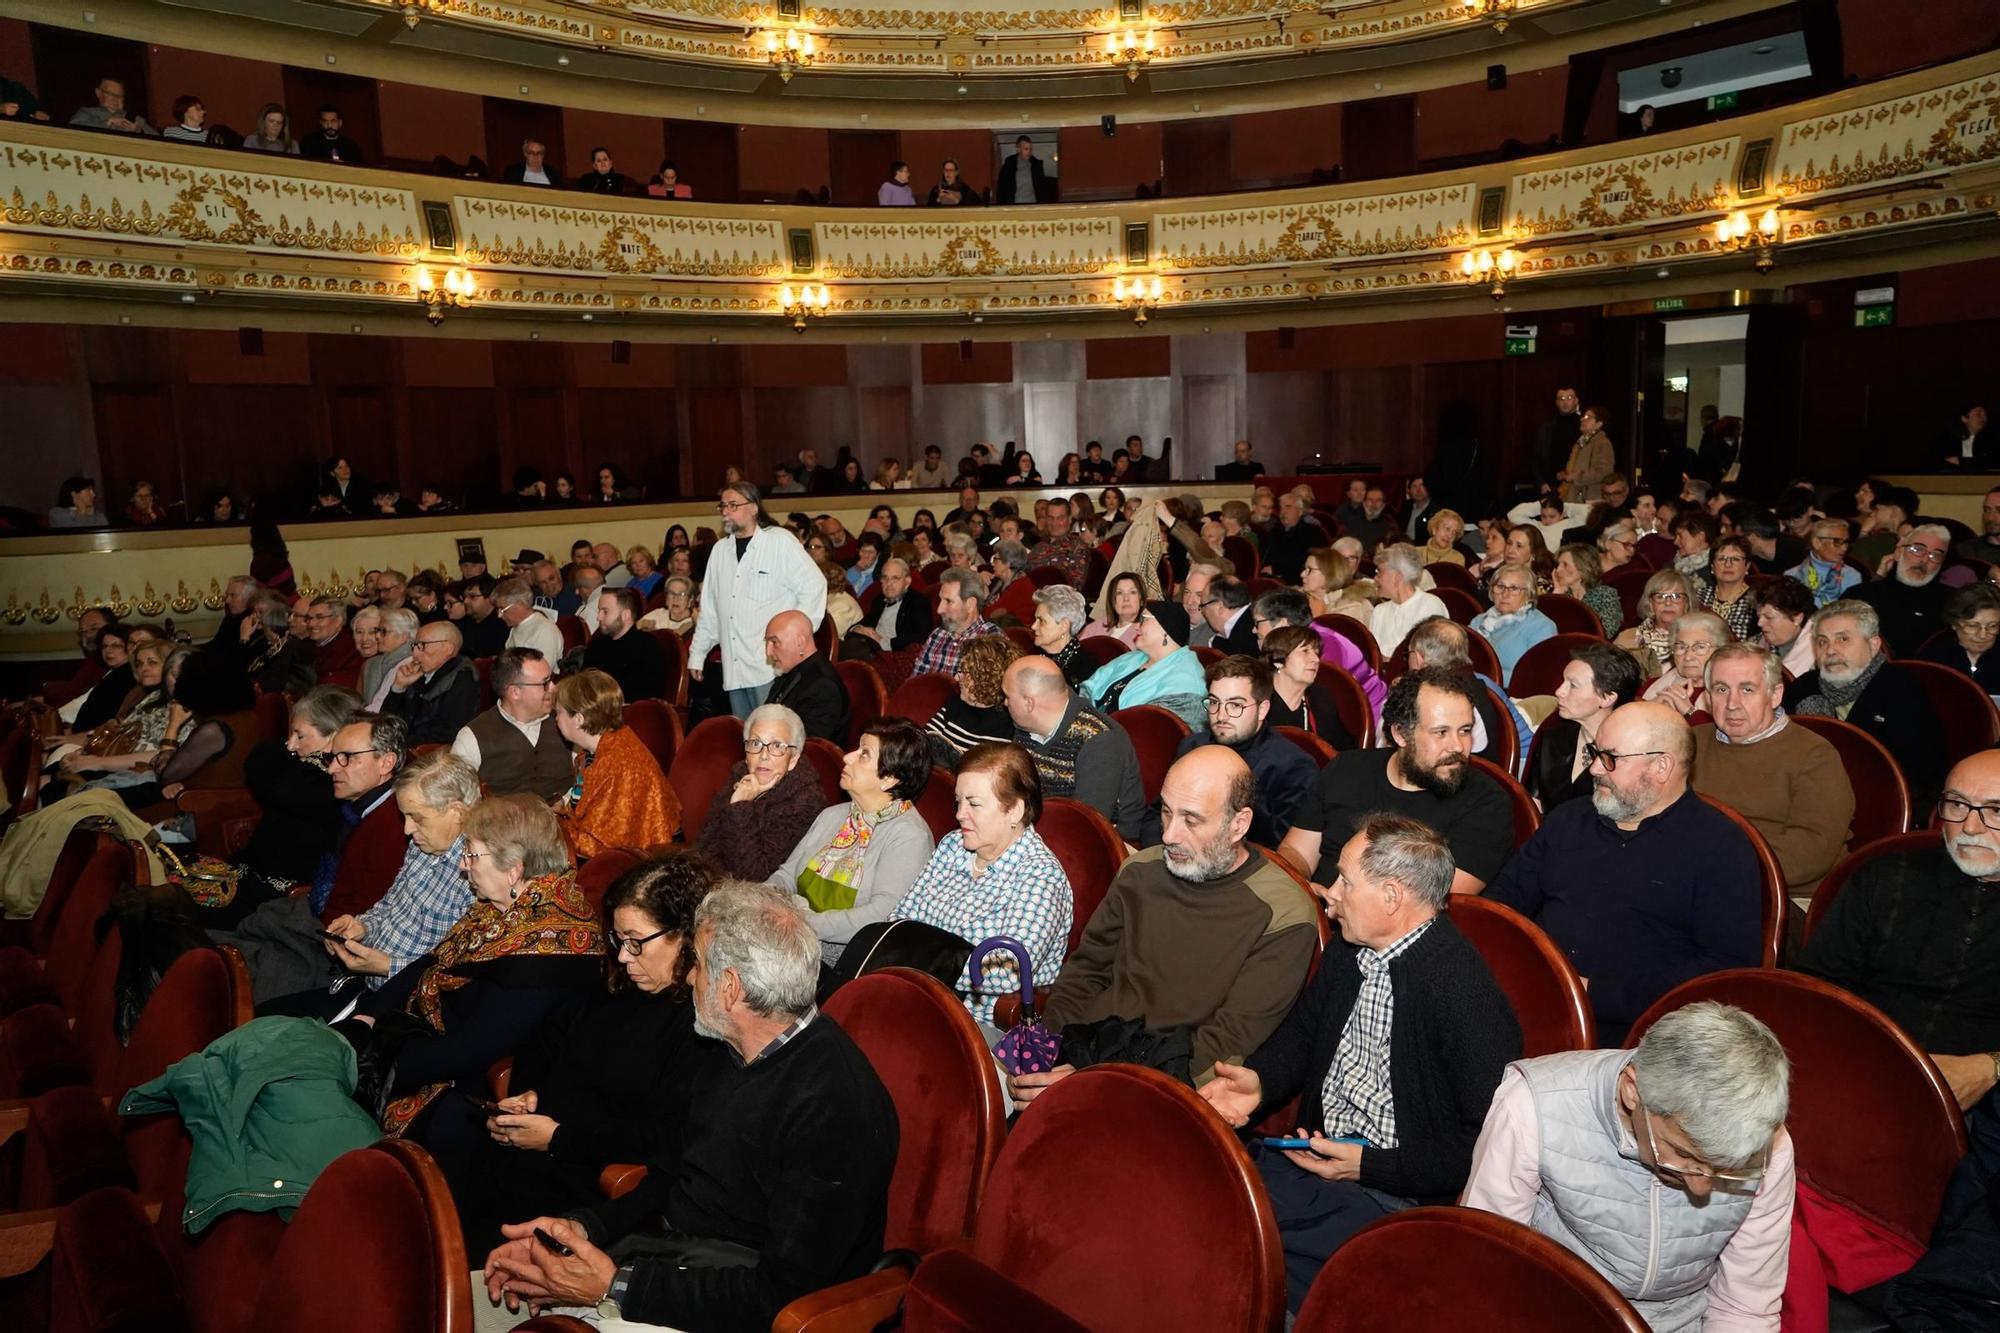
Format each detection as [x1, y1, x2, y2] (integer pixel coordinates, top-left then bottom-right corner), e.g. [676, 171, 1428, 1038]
[137, 583, 167, 617]
[33, 591, 59, 625]
[202, 578, 226, 612]
[598, 223, 669, 274]
[164, 181, 265, 245]
[2, 593, 25, 627]
[170, 581, 200, 615]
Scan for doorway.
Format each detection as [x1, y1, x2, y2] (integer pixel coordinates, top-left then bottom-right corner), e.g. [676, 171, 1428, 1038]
[1657, 312, 1748, 487]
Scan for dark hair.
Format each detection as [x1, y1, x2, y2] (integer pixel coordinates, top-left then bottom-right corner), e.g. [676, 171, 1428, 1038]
[1208, 576, 1252, 613]
[56, 476, 95, 507]
[1252, 587, 1312, 628]
[1569, 642, 1642, 706]
[171, 95, 202, 123]
[317, 104, 340, 117]
[1381, 665, 1483, 749]
[1670, 510, 1719, 544]
[1944, 581, 2000, 627]
[602, 850, 720, 994]
[346, 711, 410, 768]
[603, 586, 643, 619]
[406, 569, 445, 600]
[590, 144, 610, 158]
[1752, 576, 1815, 622]
[957, 741, 1043, 827]
[1727, 505, 1778, 541]
[656, 158, 679, 176]
[1262, 624, 1318, 667]
[1104, 572, 1146, 626]
[863, 718, 933, 802]
[856, 531, 886, 554]
[888, 159, 908, 177]
[1206, 653, 1274, 705]
[462, 572, 497, 598]
[1876, 485, 1921, 515]
[249, 520, 287, 557]
[170, 649, 257, 717]
[1713, 534, 1753, 566]
[1015, 135, 1032, 146]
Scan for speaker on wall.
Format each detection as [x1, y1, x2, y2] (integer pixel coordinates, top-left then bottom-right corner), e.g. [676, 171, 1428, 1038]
[1487, 64, 1507, 91]
[1101, 114, 1117, 137]
[611, 339, 632, 364]
[238, 327, 264, 357]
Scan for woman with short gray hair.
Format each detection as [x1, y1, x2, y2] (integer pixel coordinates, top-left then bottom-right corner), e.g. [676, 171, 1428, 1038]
[698, 702, 828, 883]
[1030, 584, 1092, 687]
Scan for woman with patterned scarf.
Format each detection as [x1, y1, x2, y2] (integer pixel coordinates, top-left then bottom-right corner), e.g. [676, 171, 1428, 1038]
[764, 718, 937, 965]
[342, 794, 603, 1148]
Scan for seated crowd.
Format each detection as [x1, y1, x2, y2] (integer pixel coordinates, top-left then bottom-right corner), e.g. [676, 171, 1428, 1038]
[5, 434, 1999, 1333]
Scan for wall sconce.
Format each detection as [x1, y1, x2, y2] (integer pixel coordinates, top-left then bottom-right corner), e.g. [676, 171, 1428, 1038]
[415, 265, 474, 324]
[779, 282, 830, 332]
[1106, 26, 1156, 81]
[1113, 274, 1163, 324]
[762, 28, 818, 81]
[1459, 246, 1518, 299]
[400, 0, 449, 28]
[1460, 0, 1518, 31]
[1714, 207, 1781, 272]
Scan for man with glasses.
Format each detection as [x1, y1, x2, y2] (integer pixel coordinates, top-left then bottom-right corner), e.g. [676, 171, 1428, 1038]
[1463, 1001, 1795, 1329]
[1201, 576, 1260, 655]
[385, 621, 480, 746]
[1138, 655, 1315, 848]
[912, 568, 1000, 680]
[1784, 598, 1948, 811]
[1853, 522, 1954, 657]
[1485, 700, 1764, 1044]
[1798, 749, 2000, 1111]
[360, 607, 419, 710]
[493, 576, 565, 664]
[841, 558, 931, 662]
[451, 647, 571, 800]
[306, 595, 364, 690]
[457, 574, 508, 659]
[1784, 519, 1861, 608]
[689, 482, 827, 720]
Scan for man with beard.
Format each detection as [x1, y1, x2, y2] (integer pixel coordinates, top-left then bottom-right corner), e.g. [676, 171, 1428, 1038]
[1260, 491, 1330, 585]
[1139, 656, 1317, 848]
[1486, 701, 1764, 1043]
[1007, 746, 1319, 1109]
[1797, 749, 2000, 1111]
[689, 481, 827, 719]
[1953, 486, 2000, 566]
[1784, 598, 1947, 811]
[1852, 522, 1953, 657]
[1343, 486, 1398, 554]
[1278, 667, 1514, 897]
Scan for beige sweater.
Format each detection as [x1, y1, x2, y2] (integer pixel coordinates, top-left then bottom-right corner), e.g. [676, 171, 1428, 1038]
[1692, 722, 1855, 896]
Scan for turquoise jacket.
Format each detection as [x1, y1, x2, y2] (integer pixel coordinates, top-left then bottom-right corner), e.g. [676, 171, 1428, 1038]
[121, 1015, 381, 1234]
[1082, 645, 1209, 729]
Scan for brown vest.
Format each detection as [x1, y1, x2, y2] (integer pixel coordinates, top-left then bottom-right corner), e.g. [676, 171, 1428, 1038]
[466, 706, 574, 800]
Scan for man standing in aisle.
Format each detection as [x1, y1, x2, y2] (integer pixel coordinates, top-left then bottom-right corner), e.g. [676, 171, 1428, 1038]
[689, 481, 827, 719]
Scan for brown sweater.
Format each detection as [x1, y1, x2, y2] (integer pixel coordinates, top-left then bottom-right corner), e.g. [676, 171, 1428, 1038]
[1042, 846, 1318, 1082]
[1692, 721, 1855, 897]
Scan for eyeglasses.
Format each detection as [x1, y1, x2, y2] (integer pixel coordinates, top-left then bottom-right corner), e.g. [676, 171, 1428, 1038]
[1813, 535, 1851, 547]
[1582, 741, 1667, 772]
[459, 849, 487, 864]
[1491, 583, 1532, 595]
[1713, 554, 1749, 567]
[512, 676, 556, 691]
[326, 748, 384, 767]
[1936, 797, 2000, 828]
[744, 738, 798, 756]
[717, 499, 751, 513]
[612, 927, 671, 957]
[1958, 621, 2000, 638]
[1204, 696, 1254, 718]
[1652, 591, 1688, 603]
[1639, 1105, 1767, 1186]
[1901, 544, 1946, 563]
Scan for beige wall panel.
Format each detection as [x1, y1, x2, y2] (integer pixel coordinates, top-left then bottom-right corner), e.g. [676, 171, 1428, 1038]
[1508, 139, 1739, 239]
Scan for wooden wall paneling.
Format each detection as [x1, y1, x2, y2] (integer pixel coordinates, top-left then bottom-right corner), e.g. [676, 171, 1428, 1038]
[1077, 378, 1173, 464]
[575, 388, 678, 499]
[0, 19, 35, 104]
[279, 65, 383, 165]
[856, 385, 913, 473]
[91, 384, 178, 519]
[828, 129, 900, 207]
[1161, 117, 1234, 198]
[1056, 121, 1164, 201]
[1339, 95, 1418, 182]
[1838, 0, 2000, 80]
[144, 44, 285, 141]
[1229, 106, 1341, 188]
[30, 25, 149, 127]
[1415, 69, 1566, 166]
[323, 388, 402, 498]
[562, 107, 667, 192]
[376, 81, 486, 170]
[501, 389, 570, 499]
[175, 385, 322, 510]
[405, 388, 498, 503]
[664, 119, 741, 203]
[749, 386, 858, 476]
[483, 96, 568, 181]
[685, 387, 749, 491]
[913, 385, 1024, 460]
[737, 123, 830, 203]
[898, 130, 997, 200]
[1245, 370, 1332, 464]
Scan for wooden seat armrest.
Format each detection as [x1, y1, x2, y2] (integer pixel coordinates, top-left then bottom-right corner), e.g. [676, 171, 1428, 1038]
[0, 1198, 162, 1278]
[0, 1093, 116, 1149]
[598, 1163, 648, 1198]
[773, 1268, 913, 1333]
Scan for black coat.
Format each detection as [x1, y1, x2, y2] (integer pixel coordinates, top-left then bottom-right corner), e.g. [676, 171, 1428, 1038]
[1524, 716, 1591, 814]
[236, 740, 343, 885]
[383, 655, 482, 746]
[1785, 662, 1948, 810]
[1853, 577, 1952, 659]
[765, 654, 851, 744]
[994, 153, 1056, 205]
[859, 591, 934, 653]
[502, 161, 564, 188]
[1535, 412, 1583, 491]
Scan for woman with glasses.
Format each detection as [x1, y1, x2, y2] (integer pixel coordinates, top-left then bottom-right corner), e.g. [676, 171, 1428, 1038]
[696, 703, 828, 883]
[1615, 568, 1697, 677]
[1642, 611, 1731, 718]
[1079, 600, 1209, 728]
[1299, 548, 1375, 622]
[65, 623, 135, 734]
[1525, 644, 1641, 813]
[1262, 626, 1358, 750]
[1503, 523, 1558, 597]
[552, 670, 680, 861]
[1920, 582, 2000, 698]
[49, 642, 188, 796]
[1553, 542, 1623, 638]
[926, 633, 1022, 767]
[1596, 519, 1641, 576]
[1701, 535, 1759, 642]
[767, 719, 937, 964]
[441, 851, 722, 1253]
[109, 649, 260, 819]
[1470, 563, 1559, 688]
[640, 575, 699, 636]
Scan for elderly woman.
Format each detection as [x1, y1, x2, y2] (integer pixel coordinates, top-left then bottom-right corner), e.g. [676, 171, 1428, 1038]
[350, 606, 382, 661]
[1920, 582, 2000, 696]
[552, 669, 680, 859]
[1030, 584, 1092, 688]
[1702, 534, 1758, 642]
[926, 633, 1022, 768]
[1085, 571, 1148, 648]
[1615, 568, 1697, 676]
[1526, 643, 1643, 812]
[822, 562, 863, 637]
[1553, 543, 1623, 638]
[1080, 601, 1208, 728]
[891, 742, 1071, 1030]
[625, 547, 664, 600]
[1643, 610, 1731, 717]
[66, 623, 135, 734]
[1470, 563, 1559, 688]
[47, 640, 180, 781]
[1420, 509, 1470, 567]
[767, 719, 937, 963]
[1596, 519, 1641, 577]
[1301, 549, 1376, 621]
[1263, 625, 1359, 750]
[639, 575, 698, 636]
[697, 703, 830, 882]
[344, 794, 604, 1143]
[445, 852, 721, 1253]
[1753, 577, 1817, 680]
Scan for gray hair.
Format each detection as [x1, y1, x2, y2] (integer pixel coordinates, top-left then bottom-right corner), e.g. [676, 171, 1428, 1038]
[943, 531, 978, 559]
[992, 539, 1029, 571]
[1909, 522, 1953, 547]
[1033, 584, 1088, 634]
[879, 558, 910, 579]
[745, 702, 806, 750]
[292, 683, 363, 739]
[1813, 597, 1880, 641]
[939, 566, 985, 608]
[378, 607, 420, 639]
[1632, 1000, 1789, 1168]
[1703, 643, 1783, 693]
[490, 577, 533, 609]
[1492, 562, 1539, 604]
[720, 479, 763, 512]
[351, 606, 382, 630]
[1641, 568, 1695, 611]
[308, 595, 343, 616]
[393, 748, 482, 810]
[1377, 543, 1424, 582]
[1354, 812, 1454, 911]
[1682, 479, 1712, 504]
[663, 574, 696, 600]
[254, 592, 292, 636]
[1670, 610, 1728, 649]
[1599, 520, 1637, 550]
[225, 574, 260, 595]
[695, 882, 821, 1019]
[345, 711, 409, 768]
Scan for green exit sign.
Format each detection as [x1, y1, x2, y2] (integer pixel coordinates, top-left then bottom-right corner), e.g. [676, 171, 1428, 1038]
[1504, 337, 1536, 357]
[1707, 91, 1740, 111]
[1854, 304, 1895, 328]
[1653, 296, 1688, 312]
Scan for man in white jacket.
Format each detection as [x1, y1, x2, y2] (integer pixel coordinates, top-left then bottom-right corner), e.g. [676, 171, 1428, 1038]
[689, 481, 828, 718]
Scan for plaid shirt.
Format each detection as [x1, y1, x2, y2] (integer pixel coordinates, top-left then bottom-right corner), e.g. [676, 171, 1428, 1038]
[740, 1005, 819, 1067]
[1320, 917, 1435, 1146]
[912, 616, 1002, 679]
[893, 827, 1072, 1027]
[357, 835, 472, 985]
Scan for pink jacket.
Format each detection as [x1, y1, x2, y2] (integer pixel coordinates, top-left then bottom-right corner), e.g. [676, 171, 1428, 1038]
[1313, 622, 1388, 718]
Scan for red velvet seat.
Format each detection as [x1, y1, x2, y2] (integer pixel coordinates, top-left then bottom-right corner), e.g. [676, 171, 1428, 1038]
[1315, 613, 1382, 673]
[1626, 969, 1968, 1257]
[472, 657, 495, 711]
[1505, 633, 1604, 700]
[1462, 625, 1504, 682]
[834, 659, 888, 749]
[1296, 1207, 1648, 1332]
[1896, 658, 2000, 772]
[1026, 566, 1072, 589]
[1035, 798, 1128, 955]
[1002, 625, 1038, 654]
[1607, 567, 1655, 628]
[1801, 829, 1936, 946]
[1434, 586, 1482, 625]
[1315, 663, 1374, 748]
[1695, 793, 1787, 968]
[1193, 645, 1226, 668]
[178, 788, 264, 862]
[645, 627, 686, 703]
[0, 827, 104, 1016]
[1076, 635, 1130, 669]
[0, 720, 33, 832]
[802, 738, 847, 807]
[1425, 562, 1480, 596]
[1537, 592, 1606, 637]
[916, 766, 958, 843]
[898, 1065, 1286, 1333]
[1468, 755, 1540, 847]
[5, 835, 136, 1014]
[620, 699, 684, 773]
[884, 672, 955, 727]
[575, 848, 641, 914]
[667, 715, 745, 843]
[1789, 713, 1909, 848]
[1225, 536, 1260, 580]
[1110, 705, 1189, 807]
[1275, 725, 1335, 768]
[555, 614, 587, 653]
[815, 614, 839, 662]
[1448, 895, 1593, 1057]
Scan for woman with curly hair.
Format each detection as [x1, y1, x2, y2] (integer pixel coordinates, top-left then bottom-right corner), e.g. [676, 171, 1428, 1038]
[926, 633, 1022, 768]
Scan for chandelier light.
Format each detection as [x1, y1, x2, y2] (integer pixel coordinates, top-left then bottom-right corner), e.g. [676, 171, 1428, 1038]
[1459, 246, 1518, 299]
[779, 282, 831, 332]
[414, 265, 474, 325]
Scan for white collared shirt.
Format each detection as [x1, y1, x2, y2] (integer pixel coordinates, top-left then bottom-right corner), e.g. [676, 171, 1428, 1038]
[450, 705, 549, 769]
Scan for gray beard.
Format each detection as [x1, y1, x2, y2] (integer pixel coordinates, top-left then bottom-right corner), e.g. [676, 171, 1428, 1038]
[1897, 567, 1941, 588]
[1591, 779, 1650, 823]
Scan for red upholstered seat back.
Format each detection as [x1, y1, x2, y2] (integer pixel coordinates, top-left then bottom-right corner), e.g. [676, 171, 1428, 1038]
[1224, 536, 1260, 580]
[1607, 567, 1655, 627]
[1315, 613, 1381, 672]
[1506, 633, 1605, 699]
[620, 699, 684, 773]
[1076, 636, 1129, 670]
[1425, 561, 1481, 595]
[44, 837, 134, 1010]
[576, 848, 641, 914]
[48, 1185, 194, 1333]
[1109, 705, 1188, 807]
[1537, 593, 1606, 637]
[1295, 1207, 1648, 1332]
[835, 659, 888, 748]
[1274, 724, 1335, 768]
[1468, 756, 1539, 848]
[916, 767, 958, 842]
[252, 690, 291, 746]
[823, 969, 1006, 1253]
[1694, 794, 1786, 967]
[29, 827, 110, 956]
[1789, 714, 1909, 847]
[1801, 830, 1937, 945]
[1462, 625, 1504, 682]
[802, 738, 846, 807]
[1895, 658, 2000, 771]
[949, 1065, 1285, 1332]
[885, 672, 955, 727]
[1434, 586, 1482, 625]
[1035, 799, 1127, 955]
[1315, 663, 1373, 747]
[646, 627, 686, 701]
[0, 721, 34, 825]
[668, 715, 745, 844]
[556, 615, 587, 653]
[1448, 895, 1592, 1057]
[1626, 969, 1968, 1249]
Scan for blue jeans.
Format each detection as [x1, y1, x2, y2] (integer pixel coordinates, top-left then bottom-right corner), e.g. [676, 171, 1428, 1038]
[727, 682, 772, 719]
[1253, 1145, 1415, 1312]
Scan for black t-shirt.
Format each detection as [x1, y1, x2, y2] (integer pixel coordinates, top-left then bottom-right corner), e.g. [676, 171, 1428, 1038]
[1291, 750, 1515, 887]
[734, 535, 752, 561]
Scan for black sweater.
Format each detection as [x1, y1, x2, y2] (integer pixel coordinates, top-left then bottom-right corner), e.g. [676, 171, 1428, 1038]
[1244, 915, 1520, 1202]
[765, 654, 851, 745]
[583, 629, 669, 704]
[1784, 662, 1948, 811]
[575, 1014, 898, 1333]
[510, 985, 712, 1167]
[237, 741, 342, 884]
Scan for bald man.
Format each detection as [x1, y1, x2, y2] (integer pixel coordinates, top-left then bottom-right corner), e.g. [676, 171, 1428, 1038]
[1011, 745, 1318, 1108]
[1485, 701, 1765, 1043]
[1003, 654, 1146, 842]
[1798, 749, 2000, 1110]
[762, 609, 850, 743]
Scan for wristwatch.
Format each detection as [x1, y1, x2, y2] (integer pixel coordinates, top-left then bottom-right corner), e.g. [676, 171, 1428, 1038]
[1989, 1051, 2000, 1087]
[597, 1265, 633, 1321]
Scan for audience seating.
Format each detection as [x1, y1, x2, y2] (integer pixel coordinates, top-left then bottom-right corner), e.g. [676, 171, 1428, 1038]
[915, 766, 958, 843]
[884, 672, 954, 727]
[1315, 614, 1382, 672]
[1002, 625, 1038, 655]
[177, 788, 264, 862]
[1505, 633, 1602, 700]
[666, 715, 744, 844]
[1275, 724, 1335, 768]
[1315, 662, 1374, 747]
[1801, 829, 1935, 945]
[1025, 567, 1071, 590]
[1425, 563, 1481, 596]
[555, 614, 587, 653]
[815, 615, 839, 662]
[1076, 636, 1130, 669]
[1789, 714, 1910, 846]
[0, 835, 138, 1022]
[575, 848, 641, 913]
[893, 1065, 1286, 1332]
[1626, 969, 1968, 1268]
[1385, 628, 1502, 688]
[1035, 798, 1128, 954]
[1536, 593, 1605, 637]
[1448, 895, 1593, 1057]
[1606, 567, 1655, 627]
[1483, 687, 1521, 779]
[1468, 756, 1539, 846]
[802, 738, 847, 807]
[1225, 536, 1260, 580]
[1896, 658, 2000, 773]
[1434, 587, 1482, 625]
[1110, 705, 1189, 806]
[834, 660, 888, 749]
[472, 657, 495, 711]
[619, 699, 684, 772]
[0, 827, 102, 1008]
[1693, 794, 1786, 967]
[645, 627, 686, 701]
[1295, 1207, 1647, 1333]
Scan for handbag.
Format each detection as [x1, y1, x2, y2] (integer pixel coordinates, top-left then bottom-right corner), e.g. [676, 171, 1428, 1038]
[818, 917, 972, 1003]
[972, 935, 1062, 1076]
